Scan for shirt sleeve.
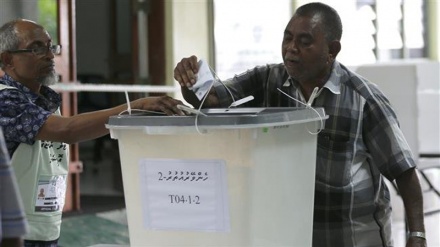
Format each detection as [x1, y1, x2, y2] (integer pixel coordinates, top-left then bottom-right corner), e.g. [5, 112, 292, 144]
[362, 90, 416, 181]
[0, 128, 28, 238]
[0, 89, 52, 145]
[213, 64, 278, 107]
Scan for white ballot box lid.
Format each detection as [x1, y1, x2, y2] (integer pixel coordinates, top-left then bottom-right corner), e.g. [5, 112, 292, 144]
[106, 107, 327, 135]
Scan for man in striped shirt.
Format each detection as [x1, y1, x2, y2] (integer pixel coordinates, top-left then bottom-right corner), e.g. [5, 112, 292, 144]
[1, 127, 28, 246]
[174, 2, 426, 247]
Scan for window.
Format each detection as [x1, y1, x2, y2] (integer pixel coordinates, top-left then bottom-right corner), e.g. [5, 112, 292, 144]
[213, 0, 427, 74]
[0, 0, 58, 42]
[38, 0, 58, 45]
[213, 0, 291, 79]
[298, 0, 427, 65]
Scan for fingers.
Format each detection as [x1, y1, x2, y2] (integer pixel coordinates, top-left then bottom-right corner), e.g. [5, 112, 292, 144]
[131, 96, 189, 116]
[162, 97, 186, 116]
[151, 96, 185, 116]
[174, 55, 199, 88]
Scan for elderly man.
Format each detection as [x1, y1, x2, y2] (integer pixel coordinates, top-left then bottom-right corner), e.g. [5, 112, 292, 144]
[0, 19, 184, 246]
[174, 2, 426, 247]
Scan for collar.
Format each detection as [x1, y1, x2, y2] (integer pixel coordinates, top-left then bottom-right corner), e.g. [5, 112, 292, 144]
[1, 73, 61, 110]
[323, 61, 343, 95]
[283, 61, 343, 95]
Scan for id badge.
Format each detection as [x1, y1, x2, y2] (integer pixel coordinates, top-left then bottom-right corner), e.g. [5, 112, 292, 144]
[35, 175, 67, 212]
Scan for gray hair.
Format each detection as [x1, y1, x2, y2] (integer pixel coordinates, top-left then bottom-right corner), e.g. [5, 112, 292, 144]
[0, 19, 22, 69]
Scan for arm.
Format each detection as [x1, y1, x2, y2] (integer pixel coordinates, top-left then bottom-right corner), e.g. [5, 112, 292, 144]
[36, 95, 184, 144]
[395, 167, 427, 247]
[361, 91, 427, 246]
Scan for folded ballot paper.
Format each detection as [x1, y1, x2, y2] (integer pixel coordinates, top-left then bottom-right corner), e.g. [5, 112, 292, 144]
[190, 59, 216, 100]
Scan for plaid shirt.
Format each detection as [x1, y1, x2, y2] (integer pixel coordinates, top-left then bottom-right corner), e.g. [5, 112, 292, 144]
[214, 61, 416, 247]
[0, 127, 28, 239]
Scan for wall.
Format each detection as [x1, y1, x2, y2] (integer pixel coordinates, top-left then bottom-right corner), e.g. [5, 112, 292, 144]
[427, 0, 440, 60]
[165, 0, 211, 101]
[0, 0, 38, 24]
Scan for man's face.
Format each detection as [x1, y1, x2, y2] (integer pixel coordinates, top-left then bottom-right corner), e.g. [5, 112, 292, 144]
[9, 22, 57, 87]
[282, 14, 332, 84]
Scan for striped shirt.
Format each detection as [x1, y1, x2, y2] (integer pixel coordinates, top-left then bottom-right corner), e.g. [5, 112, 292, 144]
[0, 127, 28, 240]
[213, 61, 416, 247]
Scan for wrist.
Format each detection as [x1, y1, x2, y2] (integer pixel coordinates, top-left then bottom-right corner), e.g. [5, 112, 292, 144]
[408, 231, 426, 240]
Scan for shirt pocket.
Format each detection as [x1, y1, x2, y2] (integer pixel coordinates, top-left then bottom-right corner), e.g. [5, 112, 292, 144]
[316, 132, 353, 187]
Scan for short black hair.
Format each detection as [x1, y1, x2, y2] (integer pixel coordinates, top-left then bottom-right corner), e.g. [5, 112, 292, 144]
[294, 2, 343, 42]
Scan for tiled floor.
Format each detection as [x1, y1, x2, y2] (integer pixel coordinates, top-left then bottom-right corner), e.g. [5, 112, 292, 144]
[59, 140, 440, 247]
[60, 139, 127, 247]
[60, 208, 440, 247]
[60, 210, 129, 246]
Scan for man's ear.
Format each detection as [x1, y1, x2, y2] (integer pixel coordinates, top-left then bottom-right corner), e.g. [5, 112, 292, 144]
[0, 52, 13, 68]
[328, 40, 341, 59]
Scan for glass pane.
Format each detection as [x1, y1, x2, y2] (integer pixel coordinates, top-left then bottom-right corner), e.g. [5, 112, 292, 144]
[38, 0, 58, 45]
[0, 0, 58, 44]
[404, 0, 424, 49]
[335, 2, 378, 65]
[213, 0, 291, 79]
[377, 0, 403, 50]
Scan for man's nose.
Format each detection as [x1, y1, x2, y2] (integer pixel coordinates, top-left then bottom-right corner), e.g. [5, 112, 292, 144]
[287, 42, 299, 53]
[46, 49, 55, 59]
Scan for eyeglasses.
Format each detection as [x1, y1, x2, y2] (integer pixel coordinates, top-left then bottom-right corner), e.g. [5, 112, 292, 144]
[8, 45, 62, 56]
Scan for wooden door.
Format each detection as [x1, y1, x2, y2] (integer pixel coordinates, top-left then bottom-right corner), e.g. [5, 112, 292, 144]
[56, 0, 81, 212]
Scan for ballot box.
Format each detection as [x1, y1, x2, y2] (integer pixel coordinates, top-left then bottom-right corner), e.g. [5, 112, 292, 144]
[106, 107, 326, 247]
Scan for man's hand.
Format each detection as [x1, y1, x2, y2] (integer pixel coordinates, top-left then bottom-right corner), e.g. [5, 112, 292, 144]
[131, 96, 185, 116]
[174, 55, 199, 88]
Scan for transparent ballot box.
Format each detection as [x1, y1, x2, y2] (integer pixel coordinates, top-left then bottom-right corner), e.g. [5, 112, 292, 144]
[106, 107, 326, 247]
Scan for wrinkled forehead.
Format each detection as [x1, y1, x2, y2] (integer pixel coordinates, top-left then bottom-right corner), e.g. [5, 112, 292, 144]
[285, 13, 325, 37]
[15, 21, 51, 47]
[288, 13, 323, 30]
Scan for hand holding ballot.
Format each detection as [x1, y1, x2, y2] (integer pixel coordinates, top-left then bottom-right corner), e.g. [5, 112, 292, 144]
[188, 59, 215, 90]
[174, 56, 216, 101]
[174, 55, 201, 88]
[190, 59, 216, 100]
[175, 56, 221, 108]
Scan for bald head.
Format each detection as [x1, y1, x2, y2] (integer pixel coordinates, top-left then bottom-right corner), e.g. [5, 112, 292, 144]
[14, 19, 46, 38]
[293, 2, 342, 42]
[0, 19, 46, 69]
[0, 19, 57, 90]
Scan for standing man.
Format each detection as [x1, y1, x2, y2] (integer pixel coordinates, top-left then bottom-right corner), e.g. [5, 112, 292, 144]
[0, 19, 184, 246]
[174, 2, 426, 247]
[1, 127, 28, 247]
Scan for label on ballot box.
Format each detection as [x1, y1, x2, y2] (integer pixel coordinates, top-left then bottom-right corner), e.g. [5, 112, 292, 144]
[138, 158, 230, 232]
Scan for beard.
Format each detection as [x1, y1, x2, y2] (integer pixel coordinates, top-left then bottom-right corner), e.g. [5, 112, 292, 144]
[38, 70, 59, 86]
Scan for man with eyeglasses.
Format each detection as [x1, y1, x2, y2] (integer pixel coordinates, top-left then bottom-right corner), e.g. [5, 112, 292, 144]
[0, 19, 185, 247]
